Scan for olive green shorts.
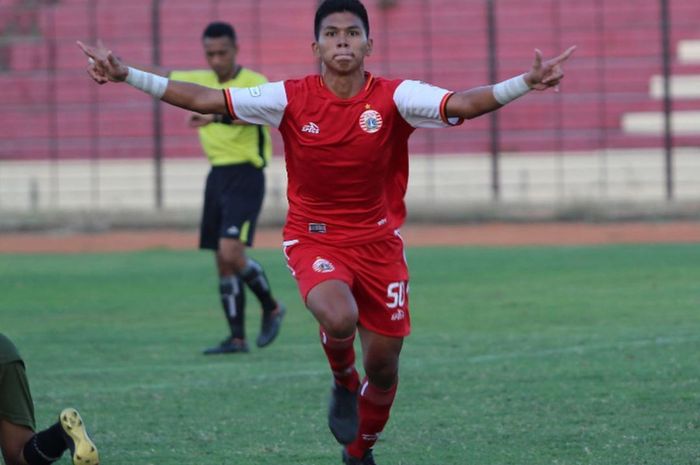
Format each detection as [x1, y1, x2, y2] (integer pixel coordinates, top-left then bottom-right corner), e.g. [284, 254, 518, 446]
[0, 360, 36, 430]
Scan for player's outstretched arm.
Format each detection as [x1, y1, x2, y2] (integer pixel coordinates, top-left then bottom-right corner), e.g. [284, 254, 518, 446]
[76, 41, 228, 116]
[445, 45, 576, 120]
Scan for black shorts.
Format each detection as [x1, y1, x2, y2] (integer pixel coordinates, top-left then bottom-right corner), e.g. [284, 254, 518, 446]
[199, 163, 265, 250]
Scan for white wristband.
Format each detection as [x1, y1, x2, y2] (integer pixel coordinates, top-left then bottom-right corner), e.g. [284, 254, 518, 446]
[125, 67, 168, 99]
[492, 74, 530, 105]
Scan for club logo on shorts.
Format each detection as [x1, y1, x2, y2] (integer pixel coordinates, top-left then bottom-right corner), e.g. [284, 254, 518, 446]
[359, 109, 383, 134]
[312, 257, 335, 273]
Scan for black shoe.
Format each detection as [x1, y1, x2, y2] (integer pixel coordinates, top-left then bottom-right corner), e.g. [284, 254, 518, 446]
[203, 337, 249, 355]
[342, 448, 377, 465]
[329, 382, 359, 445]
[59, 408, 99, 465]
[256, 303, 286, 348]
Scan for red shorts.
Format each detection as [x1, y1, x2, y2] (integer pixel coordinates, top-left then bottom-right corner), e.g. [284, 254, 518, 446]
[283, 232, 410, 337]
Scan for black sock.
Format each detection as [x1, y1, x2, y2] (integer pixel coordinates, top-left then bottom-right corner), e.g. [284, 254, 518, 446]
[22, 423, 66, 465]
[239, 258, 277, 313]
[219, 276, 246, 339]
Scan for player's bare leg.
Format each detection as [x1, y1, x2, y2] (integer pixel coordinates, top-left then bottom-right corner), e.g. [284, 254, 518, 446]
[307, 280, 361, 444]
[342, 326, 402, 464]
[1, 419, 34, 465]
[307, 280, 358, 338]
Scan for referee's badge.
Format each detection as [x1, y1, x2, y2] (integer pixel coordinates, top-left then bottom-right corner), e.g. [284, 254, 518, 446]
[359, 109, 383, 134]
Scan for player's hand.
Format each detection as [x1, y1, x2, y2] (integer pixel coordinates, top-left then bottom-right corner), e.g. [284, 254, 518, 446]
[188, 112, 215, 128]
[76, 40, 129, 83]
[524, 45, 576, 91]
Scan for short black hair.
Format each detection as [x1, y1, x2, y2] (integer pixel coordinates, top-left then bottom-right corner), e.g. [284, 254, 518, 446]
[202, 21, 236, 43]
[314, 0, 370, 40]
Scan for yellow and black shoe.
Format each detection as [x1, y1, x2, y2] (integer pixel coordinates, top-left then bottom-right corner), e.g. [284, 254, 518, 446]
[59, 408, 99, 465]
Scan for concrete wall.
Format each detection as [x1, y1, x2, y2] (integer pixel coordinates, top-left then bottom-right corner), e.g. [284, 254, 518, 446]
[2, 148, 699, 229]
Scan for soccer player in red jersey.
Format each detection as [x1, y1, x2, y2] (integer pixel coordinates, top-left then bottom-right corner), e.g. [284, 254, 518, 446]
[78, 1, 575, 463]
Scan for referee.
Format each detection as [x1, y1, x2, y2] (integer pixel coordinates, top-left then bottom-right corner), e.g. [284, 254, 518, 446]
[169, 22, 285, 354]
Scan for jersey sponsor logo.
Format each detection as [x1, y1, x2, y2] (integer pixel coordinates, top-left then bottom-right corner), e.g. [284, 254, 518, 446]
[308, 223, 327, 233]
[359, 109, 383, 134]
[302, 122, 320, 134]
[249, 86, 262, 97]
[312, 257, 335, 273]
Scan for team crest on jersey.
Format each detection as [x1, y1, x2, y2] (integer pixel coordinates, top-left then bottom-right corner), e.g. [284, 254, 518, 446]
[359, 109, 383, 134]
[312, 257, 335, 273]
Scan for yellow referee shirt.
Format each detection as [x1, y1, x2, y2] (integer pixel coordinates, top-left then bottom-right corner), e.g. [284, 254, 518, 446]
[169, 68, 272, 168]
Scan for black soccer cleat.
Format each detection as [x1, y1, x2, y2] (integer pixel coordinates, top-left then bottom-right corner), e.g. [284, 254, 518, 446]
[59, 408, 99, 465]
[328, 382, 359, 445]
[203, 337, 250, 355]
[256, 303, 286, 348]
[342, 448, 377, 465]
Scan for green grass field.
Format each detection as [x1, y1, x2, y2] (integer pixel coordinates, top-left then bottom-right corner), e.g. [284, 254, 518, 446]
[2, 243, 699, 465]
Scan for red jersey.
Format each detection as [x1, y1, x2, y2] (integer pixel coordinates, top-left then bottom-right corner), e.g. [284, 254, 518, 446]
[224, 74, 462, 245]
